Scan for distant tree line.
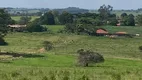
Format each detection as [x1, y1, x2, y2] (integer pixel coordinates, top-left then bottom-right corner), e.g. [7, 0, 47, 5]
[5, 5, 142, 34]
[6, 7, 89, 16]
[26, 4, 142, 34]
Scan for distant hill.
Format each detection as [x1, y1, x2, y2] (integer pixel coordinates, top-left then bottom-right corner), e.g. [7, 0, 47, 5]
[53, 7, 89, 14]
[4, 7, 89, 16]
[3, 7, 142, 16]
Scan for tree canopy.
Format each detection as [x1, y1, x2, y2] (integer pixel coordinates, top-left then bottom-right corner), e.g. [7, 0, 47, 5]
[0, 9, 13, 38]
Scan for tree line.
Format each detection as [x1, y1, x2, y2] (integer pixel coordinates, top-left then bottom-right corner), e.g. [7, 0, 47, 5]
[2, 5, 142, 44]
[23, 5, 142, 34]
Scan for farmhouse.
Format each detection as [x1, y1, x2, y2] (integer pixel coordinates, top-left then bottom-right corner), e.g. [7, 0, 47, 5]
[96, 28, 108, 36]
[8, 25, 27, 32]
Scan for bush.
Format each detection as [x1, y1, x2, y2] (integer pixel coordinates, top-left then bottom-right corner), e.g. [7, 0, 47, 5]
[139, 46, 142, 52]
[43, 41, 53, 51]
[27, 24, 47, 32]
[0, 37, 8, 45]
[77, 49, 104, 67]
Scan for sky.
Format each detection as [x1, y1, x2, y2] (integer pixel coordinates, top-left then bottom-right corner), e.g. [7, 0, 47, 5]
[0, 0, 142, 10]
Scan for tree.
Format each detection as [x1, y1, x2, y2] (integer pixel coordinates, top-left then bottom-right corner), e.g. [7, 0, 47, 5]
[108, 14, 118, 26]
[136, 14, 142, 26]
[0, 9, 13, 45]
[40, 11, 55, 25]
[121, 14, 135, 26]
[52, 10, 60, 24]
[77, 49, 104, 67]
[126, 14, 135, 26]
[59, 11, 73, 24]
[121, 13, 127, 18]
[26, 19, 47, 32]
[77, 17, 95, 24]
[109, 18, 118, 26]
[18, 16, 31, 25]
[98, 4, 113, 24]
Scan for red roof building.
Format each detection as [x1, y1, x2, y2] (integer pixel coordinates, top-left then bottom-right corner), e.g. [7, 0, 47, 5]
[96, 28, 108, 34]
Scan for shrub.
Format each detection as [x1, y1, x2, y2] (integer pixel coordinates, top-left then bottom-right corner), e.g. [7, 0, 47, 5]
[77, 49, 104, 67]
[43, 41, 53, 51]
[27, 24, 47, 32]
[0, 37, 8, 45]
[139, 46, 142, 51]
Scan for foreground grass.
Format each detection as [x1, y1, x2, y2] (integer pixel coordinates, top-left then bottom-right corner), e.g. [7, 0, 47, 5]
[0, 32, 142, 80]
[0, 55, 142, 80]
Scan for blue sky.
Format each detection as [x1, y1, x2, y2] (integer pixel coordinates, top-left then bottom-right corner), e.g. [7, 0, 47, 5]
[0, 0, 142, 9]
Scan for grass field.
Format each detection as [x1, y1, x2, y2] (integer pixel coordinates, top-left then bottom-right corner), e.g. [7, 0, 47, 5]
[0, 25, 142, 80]
[100, 26, 142, 34]
[11, 16, 40, 22]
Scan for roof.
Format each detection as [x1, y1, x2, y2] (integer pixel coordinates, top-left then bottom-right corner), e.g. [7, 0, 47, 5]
[96, 28, 108, 34]
[115, 32, 127, 34]
[8, 25, 27, 28]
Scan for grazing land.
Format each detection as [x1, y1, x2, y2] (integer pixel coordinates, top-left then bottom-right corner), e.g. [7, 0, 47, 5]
[11, 16, 40, 22]
[0, 25, 142, 80]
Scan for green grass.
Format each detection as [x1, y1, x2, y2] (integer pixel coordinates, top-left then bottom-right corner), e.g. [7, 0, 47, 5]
[0, 25, 142, 79]
[100, 26, 142, 34]
[44, 25, 65, 33]
[0, 55, 142, 80]
[11, 16, 40, 22]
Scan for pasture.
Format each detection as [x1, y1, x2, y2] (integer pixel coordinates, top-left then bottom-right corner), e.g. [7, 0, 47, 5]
[0, 25, 142, 80]
[11, 16, 40, 22]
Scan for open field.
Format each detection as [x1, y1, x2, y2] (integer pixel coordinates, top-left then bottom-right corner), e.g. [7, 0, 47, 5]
[100, 26, 142, 34]
[0, 31, 142, 79]
[0, 25, 142, 80]
[11, 16, 40, 22]
[44, 25, 65, 33]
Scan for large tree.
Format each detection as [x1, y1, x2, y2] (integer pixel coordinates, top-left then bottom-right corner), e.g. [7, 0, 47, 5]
[0, 9, 13, 45]
[98, 4, 113, 24]
[40, 11, 55, 25]
[59, 11, 73, 24]
[121, 13, 135, 26]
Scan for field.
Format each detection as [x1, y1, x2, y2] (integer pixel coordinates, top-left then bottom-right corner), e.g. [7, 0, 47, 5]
[0, 25, 142, 80]
[11, 16, 40, 22]
[100, 26, 142, 34]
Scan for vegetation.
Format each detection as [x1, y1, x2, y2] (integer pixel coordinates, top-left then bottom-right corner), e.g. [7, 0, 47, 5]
[11, 16, 40, 22]
[139, 46, 142, 52]
[40, 11, 55, 25]
[0, 32, 142, 80]
[26, 19, 47, 32]
[43, 41, 53, 51]
[77, 49, 104, 67]
[1, 4, 142, 80]
[0, 9, 14, 45]
[18, 16, 31, 25]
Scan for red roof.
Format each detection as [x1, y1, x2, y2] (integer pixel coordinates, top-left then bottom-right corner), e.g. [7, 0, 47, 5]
[116, 32, 127, 34]
[96, 29, 108, 34]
